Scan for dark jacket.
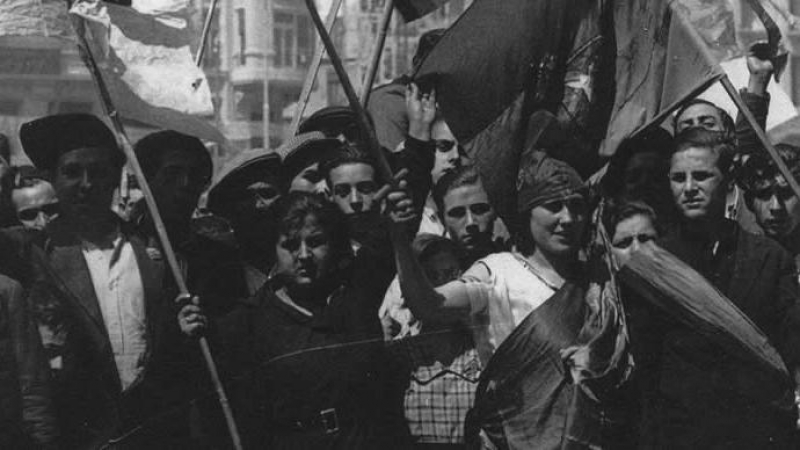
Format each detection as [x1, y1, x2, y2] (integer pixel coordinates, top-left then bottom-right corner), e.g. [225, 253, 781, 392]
[633, 221, 800, 449]
[22, 218, 191, 449]
[207, 220, 409, 449]
[0, 273, 58, 448]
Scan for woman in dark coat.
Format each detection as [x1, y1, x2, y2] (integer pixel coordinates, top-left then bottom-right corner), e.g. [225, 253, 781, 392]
[180, 192, 408, 449]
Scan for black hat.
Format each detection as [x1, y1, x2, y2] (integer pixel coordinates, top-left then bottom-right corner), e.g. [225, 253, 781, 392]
[298, 106, 359, 140]
[134, 130, 212, 183]
[277, 132, 342, 180]
[20, 113, 119, 172]
[207, 148, 283, 217]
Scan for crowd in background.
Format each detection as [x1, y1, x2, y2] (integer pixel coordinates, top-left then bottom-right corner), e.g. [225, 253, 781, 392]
[2, 28, 800, 450]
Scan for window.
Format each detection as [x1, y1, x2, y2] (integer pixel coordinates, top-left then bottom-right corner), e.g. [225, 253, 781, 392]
[273, 11, 314, 69]
[236, 8, 246, 65]
[0, 101, 21, 115]
[57, 102, 93, 114]
[382, 46, 393, 82]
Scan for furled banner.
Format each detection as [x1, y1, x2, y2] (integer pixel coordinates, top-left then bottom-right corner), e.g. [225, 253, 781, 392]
[70, 0, 224, 142]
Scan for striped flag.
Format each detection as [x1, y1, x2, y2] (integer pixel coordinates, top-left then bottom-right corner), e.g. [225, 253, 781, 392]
[70, 0, 224, 142]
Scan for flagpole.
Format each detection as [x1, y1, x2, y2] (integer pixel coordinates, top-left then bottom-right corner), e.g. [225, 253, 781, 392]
[71, 17, 244, 450]
[194, 0, 219, 67]
[304, 0, 395, 182]
[289, 0, 344, 135]
[360, 0, 394, 107]
[720, 74, 800, 202]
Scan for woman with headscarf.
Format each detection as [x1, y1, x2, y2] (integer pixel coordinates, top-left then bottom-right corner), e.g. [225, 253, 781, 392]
[387, 149, 630, 449]
[179, 192, 408, 449]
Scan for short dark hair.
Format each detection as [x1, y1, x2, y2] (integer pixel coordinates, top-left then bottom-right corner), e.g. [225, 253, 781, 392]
[601, 197, 659, 241]
[673, 99, 735, 140]
[432, 164, 483, 217]
[274, 191, 352, 263]
[739, 143, 800, 194]
[671, 128, 736, 177]
[320, 143, 381, 187]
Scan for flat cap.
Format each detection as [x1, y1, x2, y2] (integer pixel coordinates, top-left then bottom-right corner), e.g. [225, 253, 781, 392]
[207, 148, 283, 216]
[277, 132, 342, 180]
[20, 113, 119, 172]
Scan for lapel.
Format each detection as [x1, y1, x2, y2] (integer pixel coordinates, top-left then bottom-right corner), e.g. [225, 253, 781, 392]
[47, 235, 107, 334]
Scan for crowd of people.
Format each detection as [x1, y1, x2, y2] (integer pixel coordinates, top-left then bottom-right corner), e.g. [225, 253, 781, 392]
[2, 28, 800, 450]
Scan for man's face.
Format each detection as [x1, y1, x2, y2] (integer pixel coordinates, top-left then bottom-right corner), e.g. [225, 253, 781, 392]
[53, 147, 119, 222]
[290, 162, 329, 195]
[12, 181, 59, 231]
[675, 103, 724, 134]
[669, 147, 727, 222]
[442, 184, 496, 256]
[611, 213, 658, 266]
[150, 148, 209, 226]
[748, 176, 800, 239]
[328, 162, 378, 215]
[431, 120, 463, 184]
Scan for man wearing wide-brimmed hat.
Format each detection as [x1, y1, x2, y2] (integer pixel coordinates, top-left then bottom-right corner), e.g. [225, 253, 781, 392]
[18, 113, 192, 449]
[208, 147, 287, 296]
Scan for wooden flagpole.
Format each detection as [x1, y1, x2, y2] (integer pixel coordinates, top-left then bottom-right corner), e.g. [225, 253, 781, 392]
[360, 0, 394, 107]
[720, 75, 800, 202]
[289, 0, 344, 135]
[303, 0, 395, 182]
[194, 0, 220, 66]
[71, 16, 244, 450]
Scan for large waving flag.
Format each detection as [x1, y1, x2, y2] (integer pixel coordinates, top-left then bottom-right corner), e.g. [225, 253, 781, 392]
[599, 0, 726, 157]
[70, 0, 224, 142]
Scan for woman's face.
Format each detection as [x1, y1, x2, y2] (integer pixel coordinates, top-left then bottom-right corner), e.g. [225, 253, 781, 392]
[528, 195, 587, 259]
[275, 214, 334, 289]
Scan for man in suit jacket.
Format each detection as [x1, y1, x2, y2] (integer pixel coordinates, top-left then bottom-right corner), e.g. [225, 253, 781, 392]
[19, 114, 189, 449]
[635, 127, 800, 449]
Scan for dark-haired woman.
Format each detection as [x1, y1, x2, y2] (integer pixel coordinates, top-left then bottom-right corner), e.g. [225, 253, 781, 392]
[180, 192, 408, 449]
[387, 150, 630, 449]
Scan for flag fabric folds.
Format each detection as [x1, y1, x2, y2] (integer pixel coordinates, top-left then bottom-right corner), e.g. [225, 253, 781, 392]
[70, 0, 224, 142]
[620, 241, 789, 382]
[395, 0, 451, 23]
[600, 0, 726, 157]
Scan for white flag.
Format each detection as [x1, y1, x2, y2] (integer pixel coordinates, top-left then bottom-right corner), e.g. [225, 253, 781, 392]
[70, 0, 224, 142]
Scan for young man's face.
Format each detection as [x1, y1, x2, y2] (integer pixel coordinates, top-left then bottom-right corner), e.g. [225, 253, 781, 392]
[149, 148, 210, 227]
[611, 213, 658, 266]
[442, 183, 496, 257]
[431, 120, 463, 184]
[328, 162, 378, 215]
[53, 147, 119, 223]
[12, 181, 59, 231]
[675, 103, 725, 134]
[669, 146, 727, 222]
[748, 175, 800, 240]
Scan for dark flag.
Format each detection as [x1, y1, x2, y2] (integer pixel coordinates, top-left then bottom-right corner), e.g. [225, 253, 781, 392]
[620, 242, 789, 387]
[601, 0, 726, 157]
[413, 0, 611, 227]
[395, 0, 450, 23]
